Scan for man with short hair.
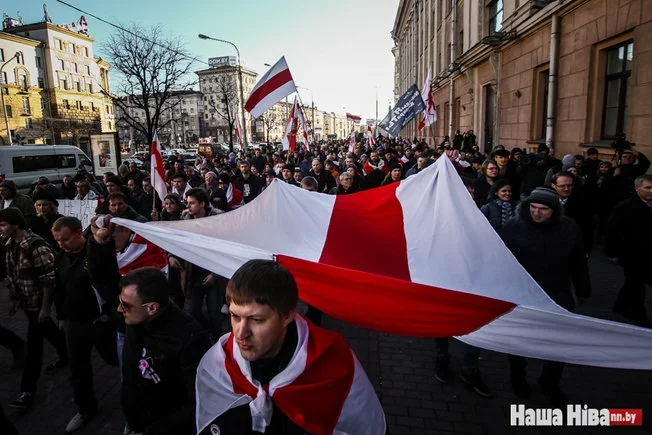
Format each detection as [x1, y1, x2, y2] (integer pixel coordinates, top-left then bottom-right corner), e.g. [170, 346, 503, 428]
[251, 148, 267, 174]
[172, 172, 193, 202]
[73, 180, 98, 201]
[300, 176, 319, 192]
[32, 176, 61, 201]
[123, 162, 144, 186]
[362, 151, 389, 188]
[0, 208, 67, 410]
[606, 174, 652, 327]
[500, 187, 591, 405]
[183, 188, 221, 220]
[118, 268, 211, 434]
[292, 167, 303, 184]
[195, 260, 385, 434]
[107, 192, 148, 223]
[184, 166, 204, 188]
[551, 171, 594, 254]
[405, 156, 429, 178]
[280, 164, 299, 186]
[233, 161, 264, 203]
[308, 159, 336, 193]
[52, 216, 117, 433]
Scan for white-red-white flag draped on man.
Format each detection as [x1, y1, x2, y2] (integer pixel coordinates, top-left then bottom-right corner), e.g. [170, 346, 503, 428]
[367, 125, 376, 146]
[150, 131, 167, 203]
[418, 67, 437, 131]
[245, 56, 296, 119]
[233, 114, 243, 146]
[115, 157, 652, 371]
[281, 97, 299, 152]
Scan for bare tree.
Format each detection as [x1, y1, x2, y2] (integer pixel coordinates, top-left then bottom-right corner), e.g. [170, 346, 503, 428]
[103, 24, 195, 146]
[206, 74, 239, 150]
[261, 110, 281, 144]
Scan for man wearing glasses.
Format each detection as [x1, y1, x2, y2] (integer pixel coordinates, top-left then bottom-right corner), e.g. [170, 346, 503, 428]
[118, 268, 211, 434]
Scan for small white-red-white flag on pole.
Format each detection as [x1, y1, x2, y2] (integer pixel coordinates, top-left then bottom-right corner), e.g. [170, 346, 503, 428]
[233, 114, 243, 146]
[245, 56, 296, 119]
[282, 97, 299, 152]
[367, 125, 376, 146]
[150, 131, 167, 203]
[346, 113, 362, 124]
[418, 67, 437, 131]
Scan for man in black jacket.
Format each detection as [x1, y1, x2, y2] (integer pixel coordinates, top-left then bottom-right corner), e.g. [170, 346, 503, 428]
[550, 171, 595, 254]
[118, 268, 210, 434]
[605, 174, 652, 327]
[52, 216, 118, 433]
[500, 187, 591, 406]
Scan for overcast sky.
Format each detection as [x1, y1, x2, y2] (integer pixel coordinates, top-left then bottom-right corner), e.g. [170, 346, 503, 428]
[19, 0, 399, 120]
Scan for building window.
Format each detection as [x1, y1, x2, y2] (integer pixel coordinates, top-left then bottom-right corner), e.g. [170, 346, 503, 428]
[38, 78, 44, 88]
[59, 59, 65, 70]
[489, 0, 503, 34]
[61, 77, 68, 90]
[602, 41, 633, 139]
[76, 101, 83, 110]
[55, 39, 62, 50]
[25, 118, 32, 129]
[75, 81, 82, 92]
[89, 102, 94, 112]
[88, 82, 93, 93]
[16, 53, 24, 64]
[84, 47, 89, 57]
[85, 65, 91, 75]
[73, 63, 78, 73]
[22, 97, 31, 115]
[63, 99, 70, 110]
[533, 67, 550, 141]
[0, 49, 4, 62]
[5, 105, 12, 117]
[1, 71, 7, 85]
[36, 56, 41, 68]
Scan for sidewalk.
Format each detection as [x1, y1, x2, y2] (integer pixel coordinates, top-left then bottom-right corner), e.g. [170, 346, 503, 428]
[0, 249, 650, 434]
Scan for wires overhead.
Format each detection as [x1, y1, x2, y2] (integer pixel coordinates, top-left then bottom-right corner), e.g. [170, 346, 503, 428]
[55, 0, 210, 67]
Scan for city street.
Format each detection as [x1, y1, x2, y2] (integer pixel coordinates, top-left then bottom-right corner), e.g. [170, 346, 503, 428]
[1, 248, 650, 434]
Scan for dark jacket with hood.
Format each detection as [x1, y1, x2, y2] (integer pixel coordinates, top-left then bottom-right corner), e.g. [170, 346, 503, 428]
[499, 201, 591, 310]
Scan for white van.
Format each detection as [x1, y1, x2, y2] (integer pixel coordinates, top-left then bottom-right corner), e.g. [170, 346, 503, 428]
[0, 145, 93, 193]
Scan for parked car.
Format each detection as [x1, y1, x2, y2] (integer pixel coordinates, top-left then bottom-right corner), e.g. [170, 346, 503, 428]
[123, 158, 146, 170]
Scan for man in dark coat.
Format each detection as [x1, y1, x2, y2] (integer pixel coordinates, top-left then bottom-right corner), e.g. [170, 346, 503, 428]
[550, 171, 595, 254]
[605, 174, 652, 327]
[499, 187, 591, 406]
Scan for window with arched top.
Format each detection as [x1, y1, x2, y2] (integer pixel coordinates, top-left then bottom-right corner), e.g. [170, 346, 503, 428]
[14, 67, 30, 92]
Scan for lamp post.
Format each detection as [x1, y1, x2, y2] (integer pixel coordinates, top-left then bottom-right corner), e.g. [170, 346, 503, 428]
[0, 52, 19, 145]
[198, 34, 247, 150]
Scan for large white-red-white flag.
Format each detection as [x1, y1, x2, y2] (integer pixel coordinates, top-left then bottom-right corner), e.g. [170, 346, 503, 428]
[114, 158, 652, 371]
[418, 67, 437, 131]
[281, 98, 299, 152]
[367, 125, 376, 146]
[233, 115, 243, 146]
[150, 131, 167, 203]
[245, 56, 296, 119]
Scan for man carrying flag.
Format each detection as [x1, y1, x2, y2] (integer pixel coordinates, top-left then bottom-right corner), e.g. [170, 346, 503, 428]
[150, 132, 168, 204]
[281, 99, 299, 152]
[367, 125, 376, 147]
[418, 67, 437, 131]
[196, 260, 385, 434]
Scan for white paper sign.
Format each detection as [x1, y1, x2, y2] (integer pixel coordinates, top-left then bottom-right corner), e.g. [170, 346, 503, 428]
[59, 200, 98, 229]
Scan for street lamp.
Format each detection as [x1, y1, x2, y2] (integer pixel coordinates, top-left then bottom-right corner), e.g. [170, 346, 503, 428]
[198, 33, 247, 150]
[0, 52, 20, 145]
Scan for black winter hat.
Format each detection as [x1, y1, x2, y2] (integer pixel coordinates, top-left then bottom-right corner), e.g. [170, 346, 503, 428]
[527, 187, 559, 210]
[33, 190, 59, 206]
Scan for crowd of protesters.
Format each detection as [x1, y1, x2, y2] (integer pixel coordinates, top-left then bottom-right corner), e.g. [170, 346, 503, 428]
[0, 134, 650, 434]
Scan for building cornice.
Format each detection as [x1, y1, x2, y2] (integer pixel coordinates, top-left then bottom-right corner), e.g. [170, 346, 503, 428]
[0, 31, 41, 47]
[391, 0, 412, 40]
[6, 22, 95, 42]
[195, 66, 257, 76]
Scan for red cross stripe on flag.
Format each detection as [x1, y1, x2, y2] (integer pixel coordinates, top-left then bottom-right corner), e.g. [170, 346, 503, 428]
[115, 158, 652, 371]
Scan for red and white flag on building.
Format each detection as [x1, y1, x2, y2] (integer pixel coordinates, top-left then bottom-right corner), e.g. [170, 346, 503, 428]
[150, 131, 167, 203]
[281, 98, 299, 152]
[233, 115, 243, 146]
[245, 56, 296, 119]
[115, 157, 652, 371]
[346, 113, 362, 124]
[418, 67, 437, 131]
[367, 125, 376, 146]
[196, 315, 385, 434]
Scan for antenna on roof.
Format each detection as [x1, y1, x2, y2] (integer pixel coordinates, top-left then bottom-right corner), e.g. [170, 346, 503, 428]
[43, 3, 52, 23]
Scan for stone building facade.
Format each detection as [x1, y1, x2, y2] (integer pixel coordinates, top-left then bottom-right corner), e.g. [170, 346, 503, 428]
[392, 0, 652, 160]
[4, 18, 115, 149]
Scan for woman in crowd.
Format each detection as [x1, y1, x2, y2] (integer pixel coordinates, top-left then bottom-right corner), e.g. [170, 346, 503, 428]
[480, 179, 517, 230]
[473, 159, 500, 207]
[151, 193, 184, 221]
